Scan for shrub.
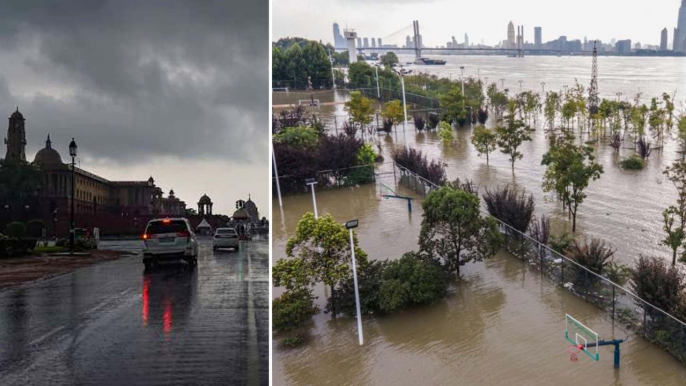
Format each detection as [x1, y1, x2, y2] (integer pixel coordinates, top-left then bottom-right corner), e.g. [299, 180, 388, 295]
[273, 289, 319, 332]
[414, 116, 426, 131]
[637, 137, 652, 159]
[273, 126, 319, 148]
[26, 219, 46, 238]
[631, 256, 685, 315]
[427, 113, 440, 129]
[438, 121, 454, 144]
[4, 222, 26, 238]
[567, 238, 616, 276]
[0, 235, 25, 257]
[529, 215, 550, 245]
[619, 155, 645, 170]
[281, 336, 303, 348]
[381, 118, 393, 134]
[342, 121, 357, 137]
[483, 186, 535, 233]
[477, 108, 489, 125]
[549, 232, 572, 255]
[378, 252, 448, 313]
[327, 260, 387, 316]
[390, 146, 447, 186]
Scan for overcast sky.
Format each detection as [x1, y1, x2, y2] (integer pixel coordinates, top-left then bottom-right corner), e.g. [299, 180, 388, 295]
[274, 0, 683, 48]
[0, 0, 268, 217]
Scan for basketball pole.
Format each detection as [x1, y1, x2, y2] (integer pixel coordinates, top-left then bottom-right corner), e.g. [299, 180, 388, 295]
[585, 339, 626, 368]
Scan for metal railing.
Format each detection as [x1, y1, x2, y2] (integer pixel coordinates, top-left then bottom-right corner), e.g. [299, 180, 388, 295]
[272, 164, 377, 196]
[393, 162, 686, 364]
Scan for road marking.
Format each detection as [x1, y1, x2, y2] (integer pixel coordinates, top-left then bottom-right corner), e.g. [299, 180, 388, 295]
[29, 326, 65, 346]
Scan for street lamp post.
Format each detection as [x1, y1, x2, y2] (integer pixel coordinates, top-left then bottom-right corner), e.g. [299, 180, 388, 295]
[272, 141, 283, 207]
[68, 138, 77, 253]
[375, 65, 380, 99]
[345, 219, 364, 346]
[541, 82, 546, 95]
[500, 78, 505, 89]
[305, 178, 318, 219]
[394, 68, 408, 132]
[518, 80, 523, 92]
[329, 49, 336, 90]
[616, 92, 622, 102]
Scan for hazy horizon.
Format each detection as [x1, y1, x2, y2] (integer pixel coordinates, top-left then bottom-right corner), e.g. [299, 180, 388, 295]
[273, 0, 683, 48]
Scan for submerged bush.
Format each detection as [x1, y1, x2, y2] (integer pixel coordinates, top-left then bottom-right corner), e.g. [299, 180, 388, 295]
[427, 113, 440, 129]
[378, 252, 449, 313]
[391, 146, 447, 186]
[619, 155, 645, 170]
[631, 256, 685, 316]
[438, 121, 454, 144]
[414, 115, 426, 131]
[273, 289, 319, 332]
[483, 186, 535, 233]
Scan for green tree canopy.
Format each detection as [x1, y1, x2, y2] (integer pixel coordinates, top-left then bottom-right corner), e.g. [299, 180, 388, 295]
[419, 186, 503, 277]
[345, 91, 375, 130]
[471, 126, 497, 165]
[379, 52, 399, 68]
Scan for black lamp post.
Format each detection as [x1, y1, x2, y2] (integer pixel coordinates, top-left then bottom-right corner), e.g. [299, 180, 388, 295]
[69, 138, 77, 252]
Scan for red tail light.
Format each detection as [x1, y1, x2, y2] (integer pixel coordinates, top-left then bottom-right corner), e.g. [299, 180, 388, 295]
[142, 234, 149, 240]
[177, 231, 190, 237]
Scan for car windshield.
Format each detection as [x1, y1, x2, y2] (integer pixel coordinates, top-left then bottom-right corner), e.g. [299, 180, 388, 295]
[216, 228, 237, 235]
[146, 220, 187, 234]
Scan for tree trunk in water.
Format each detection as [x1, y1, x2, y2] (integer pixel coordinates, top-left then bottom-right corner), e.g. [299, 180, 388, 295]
[486, 152, 489, 166]
[673, 249, 677, 267]
[330, 285, 337, 318]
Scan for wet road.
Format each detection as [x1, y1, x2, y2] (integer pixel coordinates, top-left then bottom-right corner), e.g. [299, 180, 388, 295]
[0, 238, 268, 386]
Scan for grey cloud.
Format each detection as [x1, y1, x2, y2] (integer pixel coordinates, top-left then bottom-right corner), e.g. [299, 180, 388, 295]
[0, 0, 268, 165]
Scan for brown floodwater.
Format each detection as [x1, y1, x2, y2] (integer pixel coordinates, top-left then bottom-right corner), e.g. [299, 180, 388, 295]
[272, 56, 686, 385]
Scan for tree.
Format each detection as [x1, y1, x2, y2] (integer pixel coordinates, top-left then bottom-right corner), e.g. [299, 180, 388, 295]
[345, 91, 375, 133]
[437, 121, 454, 144]
[662, 161, 686, 265]
[661, 207, 685, 266]
[631, 256, 685, 315]
[541, 140, 603, 232]
[379, 52, 399, 68]
[378, 252, 448, 313]
[381, 100, 404, 129]
[496, 110, 533, 170]
[284, 213, 368, 317]
[482, 186, 535, 233]
[0, 159, 43, 220]
[471, 126, 497, 165]
[439, 86, 467, 125]
[419, 186, 503, 277]
[272, 289, 319, 332]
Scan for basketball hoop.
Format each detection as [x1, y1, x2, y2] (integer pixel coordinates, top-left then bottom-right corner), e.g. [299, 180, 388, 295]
[567, 344, 584, 362]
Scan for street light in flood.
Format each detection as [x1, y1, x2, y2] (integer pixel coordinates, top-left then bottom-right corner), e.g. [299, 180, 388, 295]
[68, 137, 78, 253]
[345, 219, 363, 346]
[305, 178, 318, 219]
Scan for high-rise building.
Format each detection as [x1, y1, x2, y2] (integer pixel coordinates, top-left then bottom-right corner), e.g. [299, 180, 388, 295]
[508, 21, 515, 48]
[452, 36, 457, 48]
[616, 39, 632, 54]
[371, 38, 376, 48]
[405, 35, 412, 48]
[378, 38, 382, 47]
[332, 23, 345, 49]
[661, 28, 669, 50]
[363, 37, 369, 47]
[357, 37, 362, 47]
[675, 0, 686, 52]
[464, 33, 469, 47]
[534, 27, 542, 47]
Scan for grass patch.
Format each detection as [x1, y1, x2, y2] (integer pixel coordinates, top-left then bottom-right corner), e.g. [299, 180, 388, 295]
[33, 246, 69, 254]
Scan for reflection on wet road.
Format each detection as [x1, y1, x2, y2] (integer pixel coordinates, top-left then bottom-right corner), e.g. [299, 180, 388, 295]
[0, 239, 268, 386]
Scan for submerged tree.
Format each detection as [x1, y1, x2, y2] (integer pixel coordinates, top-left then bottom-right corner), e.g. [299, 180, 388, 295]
[541, 140, 604, 232]
[381, 100, 405, 131]
[496, 101, 533, 171]
[471, 126, 497, 165]
[345, 91, 375, 134]
[482, 185, 535, 233]
[419, 186, 503, 277]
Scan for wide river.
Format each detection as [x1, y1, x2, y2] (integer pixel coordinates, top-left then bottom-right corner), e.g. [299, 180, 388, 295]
[272, 55, 686, 385]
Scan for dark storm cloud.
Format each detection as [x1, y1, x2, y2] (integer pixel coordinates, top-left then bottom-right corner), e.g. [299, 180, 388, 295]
[0, 0, 267, 164]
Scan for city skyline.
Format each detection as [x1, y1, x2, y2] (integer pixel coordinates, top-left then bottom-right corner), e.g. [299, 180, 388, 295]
[0, 0, 268, 215]
[274, 0, 682, 49]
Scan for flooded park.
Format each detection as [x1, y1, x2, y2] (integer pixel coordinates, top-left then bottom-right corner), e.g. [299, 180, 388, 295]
[272, 55, 686, 384]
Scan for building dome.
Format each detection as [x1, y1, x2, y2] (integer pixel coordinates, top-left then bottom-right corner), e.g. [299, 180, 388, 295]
[33, 135, 63, 166]
[232, 208, 249, 220]
[198, 194, 212, 205]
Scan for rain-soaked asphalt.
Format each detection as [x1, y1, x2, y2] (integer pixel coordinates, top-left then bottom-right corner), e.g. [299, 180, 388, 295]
[0, 238, 268, 386]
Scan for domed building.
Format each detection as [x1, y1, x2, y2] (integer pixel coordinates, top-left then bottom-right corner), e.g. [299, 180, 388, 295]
[2, 109, 186, 225]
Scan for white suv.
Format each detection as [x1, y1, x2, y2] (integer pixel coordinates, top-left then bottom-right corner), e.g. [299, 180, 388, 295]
[213, 227, 239, 250]
[142, 218, 198, 269]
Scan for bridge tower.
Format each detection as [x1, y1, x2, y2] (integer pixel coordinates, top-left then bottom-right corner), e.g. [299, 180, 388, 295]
[413, 20, 422, 59]
[589, 41, 599, 115]
[345, 29, 358, 64]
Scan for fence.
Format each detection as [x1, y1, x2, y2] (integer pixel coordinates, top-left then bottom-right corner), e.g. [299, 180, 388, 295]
[272, 164, 377, 196]
[393, 162, 686, 365]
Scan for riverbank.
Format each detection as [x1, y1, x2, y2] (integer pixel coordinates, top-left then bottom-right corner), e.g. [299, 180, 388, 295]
[0, 250, 126, 290]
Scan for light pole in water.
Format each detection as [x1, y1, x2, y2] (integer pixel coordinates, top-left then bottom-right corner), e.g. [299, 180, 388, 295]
[541, 82, 546, 95]
[272, 141, 282, 207]
[375, 65, 380, 99]
[305, 178, 318, 219]
[500, 78, 505, 89]
[519, 80, 523, 92]
[329, 49, 336, 90]
[68, 138, 77, 253]
[345, 219, 364, 345]
[460, 66, 465, 110]
[394, 68, 408, 132]
[616, 92, 622, 102]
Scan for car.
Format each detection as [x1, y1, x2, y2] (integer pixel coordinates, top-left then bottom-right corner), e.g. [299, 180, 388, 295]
[213, 227, 239, 250]
[142, 218, 198, 270]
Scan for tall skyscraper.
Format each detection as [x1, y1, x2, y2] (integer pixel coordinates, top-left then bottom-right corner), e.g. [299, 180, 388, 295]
[371, 38, 376, 48]
[332, 23, 345, 49]
[357, 37, 362, 47]
[675, 0, 686, 52]
[464, 33, 469, 47]
[363, 37, 369, 47]
[534, 27, 542, 47]
[377, 38, 382, 47]
[661, 28, 669, 50]
[507, 21, 515, 49]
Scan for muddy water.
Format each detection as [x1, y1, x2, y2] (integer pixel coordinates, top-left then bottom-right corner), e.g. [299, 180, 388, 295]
[272, 185, 686, 385]
[273, 57, 686, 384]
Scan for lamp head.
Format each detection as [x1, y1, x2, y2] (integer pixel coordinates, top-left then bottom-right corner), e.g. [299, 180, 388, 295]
[345, 219, 359, 230]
